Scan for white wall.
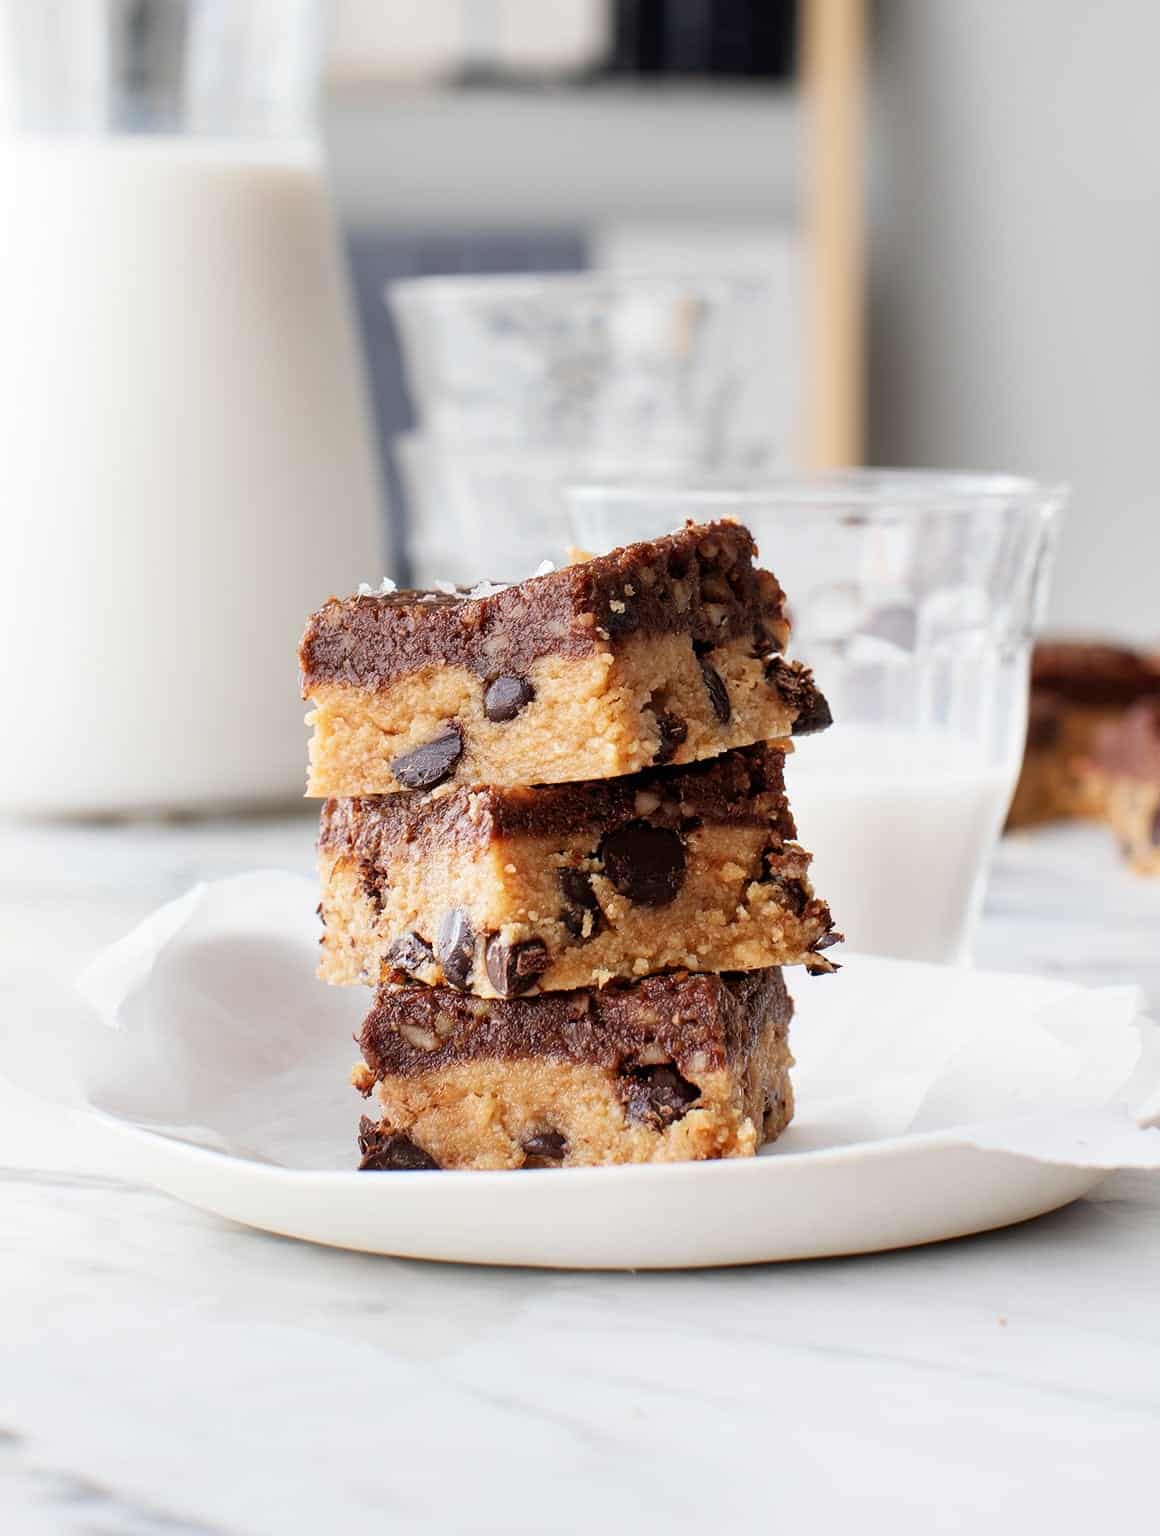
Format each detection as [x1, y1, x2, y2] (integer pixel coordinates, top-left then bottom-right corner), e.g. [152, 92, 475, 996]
[869, 1, 1160, 643]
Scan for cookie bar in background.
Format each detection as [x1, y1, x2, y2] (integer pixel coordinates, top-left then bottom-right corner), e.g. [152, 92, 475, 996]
[1085, 700, 1160, 874]
[352, 967, 795, 1170]
[300, 520, 830, 796]
[1007, 641, 1160, 829]
[318, 744, 839, 996]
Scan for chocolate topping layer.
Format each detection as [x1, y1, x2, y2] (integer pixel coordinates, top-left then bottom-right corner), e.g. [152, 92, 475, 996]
[300, 520, 788, 692]
[319, 743, 797, 860]
[358, 967, 792, 1080]
[1031, 641, 1160, 709]
[1025, 692, 1064, 751]
[1090, 699, 1160, 782]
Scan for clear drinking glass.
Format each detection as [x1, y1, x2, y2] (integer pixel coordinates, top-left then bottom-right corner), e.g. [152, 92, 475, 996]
[0, 0, 384, 813]
[569, 473, 1066, 964]
[387, 272, 781, 470]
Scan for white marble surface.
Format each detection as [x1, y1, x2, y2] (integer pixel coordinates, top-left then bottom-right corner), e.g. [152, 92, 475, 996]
[1, 813, 1158, 1535]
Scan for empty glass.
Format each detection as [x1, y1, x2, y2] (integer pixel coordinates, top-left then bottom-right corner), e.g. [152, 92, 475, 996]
[569, 473, 1066, 964]
[387, 271, 788, 584]
[387, 272, 780, 466]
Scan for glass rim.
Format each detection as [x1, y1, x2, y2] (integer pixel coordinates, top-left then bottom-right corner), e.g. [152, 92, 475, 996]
[567, 469, 1069, 522]
[386, 270, 771, 310]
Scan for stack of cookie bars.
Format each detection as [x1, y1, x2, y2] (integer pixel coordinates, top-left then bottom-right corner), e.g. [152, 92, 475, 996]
[299, 521, 840, 1170]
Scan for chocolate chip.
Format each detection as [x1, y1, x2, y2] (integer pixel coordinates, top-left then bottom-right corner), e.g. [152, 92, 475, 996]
[1151, 805, 1160, 847]
[522, 1130, 567, 1167]
[485, 935, 550, 997]
[765, 658, 833, 736]
[653, 711, 688, 766]
[772, 875, 809, 916]
[483, 674, 534, 722]
[599, 821, 686, 907]
[436, 908, 475, 990]
[699, 658, 731, 723]
[812, 929, 843, 952]
[357, 1118, 440, 1171]
[558, 868, 603, 940]
[604, 600, 639, 633]
[619, 1065, 700, 1128]
[792, 689, 833, 736]
[391, 725, 463, 790]
[387, 930, 434, 977]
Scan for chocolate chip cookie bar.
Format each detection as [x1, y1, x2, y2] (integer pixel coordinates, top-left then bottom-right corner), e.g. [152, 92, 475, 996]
[318, 744, 838, 996]
[300, 521, 830, 796]
[351, 967, 795, 1170]
[1007, 641, 1160, 829]
[1084, 700, 1160, 874]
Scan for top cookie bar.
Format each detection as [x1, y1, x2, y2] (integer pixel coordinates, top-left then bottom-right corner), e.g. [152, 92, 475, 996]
[300, 520, 831, 795]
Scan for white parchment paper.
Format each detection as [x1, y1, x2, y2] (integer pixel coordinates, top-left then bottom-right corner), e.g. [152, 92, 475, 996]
[3, 871, 1159, 1171]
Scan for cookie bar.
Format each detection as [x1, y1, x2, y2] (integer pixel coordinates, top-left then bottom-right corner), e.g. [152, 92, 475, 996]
[1007, 641, 1160, 829]
[300, 521, 831, 796]
[351, 967, 794, 1170]
[1085, 700, 1160, 874]
[318, 743, 838, 996]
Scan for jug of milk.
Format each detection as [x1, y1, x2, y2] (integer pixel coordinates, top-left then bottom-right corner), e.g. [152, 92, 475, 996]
[0, 0, 385, 813]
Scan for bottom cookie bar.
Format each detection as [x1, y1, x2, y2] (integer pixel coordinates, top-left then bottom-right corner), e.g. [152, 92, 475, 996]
[352, 968, 794, 1169]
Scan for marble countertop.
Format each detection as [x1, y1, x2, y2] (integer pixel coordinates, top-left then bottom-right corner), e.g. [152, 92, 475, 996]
[2, 813, 1158, 1535]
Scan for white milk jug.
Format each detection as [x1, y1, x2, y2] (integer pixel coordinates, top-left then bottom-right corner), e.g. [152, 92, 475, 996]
[0, 0, 385, 813]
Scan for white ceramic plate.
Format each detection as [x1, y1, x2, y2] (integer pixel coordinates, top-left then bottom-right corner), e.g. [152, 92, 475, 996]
[6, 874, 1157, 1271]
[84, 1110, 1107, 1270]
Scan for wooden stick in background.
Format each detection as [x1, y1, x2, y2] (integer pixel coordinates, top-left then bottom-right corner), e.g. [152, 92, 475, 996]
[802, 0, 867, 468]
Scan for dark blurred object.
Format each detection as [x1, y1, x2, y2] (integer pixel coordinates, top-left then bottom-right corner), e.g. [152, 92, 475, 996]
[611, 0, 797, 77]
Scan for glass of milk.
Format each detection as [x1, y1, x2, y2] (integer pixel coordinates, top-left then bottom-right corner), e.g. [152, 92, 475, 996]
[0, 1, 384, 814]
[569, 473, 1067, 965]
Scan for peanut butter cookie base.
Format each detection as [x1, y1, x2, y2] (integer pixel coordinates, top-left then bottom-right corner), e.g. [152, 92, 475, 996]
[305, 630, 823, 796]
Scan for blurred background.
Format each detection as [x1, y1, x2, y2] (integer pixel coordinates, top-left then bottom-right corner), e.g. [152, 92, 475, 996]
[322, 0, 1158, 639]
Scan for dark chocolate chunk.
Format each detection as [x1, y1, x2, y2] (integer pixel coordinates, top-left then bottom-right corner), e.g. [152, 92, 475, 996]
[558, 867, 604, 940]
[436, 908, 475, 990]
[599, 821, 686, 907]
[792, 689, 833, 736]
[1151, 805, 1160, 848]
[522, 1130, 568, 1167]
[485, 935, 550, 997]
[699, 658, 732, 723]
[388, 930, 434, 977]
[653, 711, 688, 766]
[772, 875, 809, 916]
[391, 724, 463, 790]
[812, 929, 843, 952]
[604, 598, 639, 633]
[483, 674, 535, 722]
[619, 1064, 700, 1128]
[765, 657, 833, 735]
[357, 1117, 440, 1171]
